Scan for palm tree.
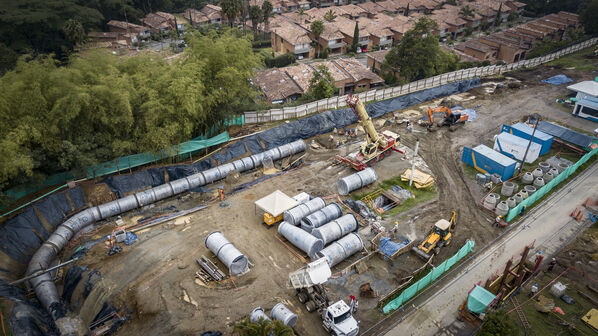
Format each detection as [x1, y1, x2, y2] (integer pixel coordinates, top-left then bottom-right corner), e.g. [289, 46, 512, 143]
[310, 20, 325, 55]
[459, 5, 474, 18]
[222, 0, 242, 28]
[249, 5, 262, 35]
[63, 19, 86, 46]
[324, 9, 337, 22]
[262, 0, 273, 32]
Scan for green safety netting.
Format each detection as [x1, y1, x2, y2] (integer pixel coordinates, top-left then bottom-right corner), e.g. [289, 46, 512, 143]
[2, 131, 232, 204]
[383, 240, 475, 314]
[467, 285, 496, 314]
[506, 147, 598, 222]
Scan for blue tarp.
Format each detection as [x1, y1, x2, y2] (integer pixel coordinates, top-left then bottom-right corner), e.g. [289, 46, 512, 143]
[542, 74, 573, 85]
[379, 237, 410, 260]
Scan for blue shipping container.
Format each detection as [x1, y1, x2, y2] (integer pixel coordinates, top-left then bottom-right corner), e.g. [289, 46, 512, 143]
[501, 123, 553, 155]
[462, 144, 517, 181]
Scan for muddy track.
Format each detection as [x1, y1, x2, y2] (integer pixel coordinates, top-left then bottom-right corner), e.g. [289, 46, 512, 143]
[401, 130, 494, 249]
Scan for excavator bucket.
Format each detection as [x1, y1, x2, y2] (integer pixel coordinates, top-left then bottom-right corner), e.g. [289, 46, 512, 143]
[411, 245, 432, 260]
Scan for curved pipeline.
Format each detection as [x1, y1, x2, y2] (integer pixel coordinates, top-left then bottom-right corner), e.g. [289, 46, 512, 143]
[25, 140, 306, 330]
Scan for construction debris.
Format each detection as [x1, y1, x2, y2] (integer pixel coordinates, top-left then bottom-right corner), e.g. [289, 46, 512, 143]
[400, 169, 435, 189]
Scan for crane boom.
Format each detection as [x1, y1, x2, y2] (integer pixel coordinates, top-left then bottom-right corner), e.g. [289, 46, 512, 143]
[346, 95, 387, 148]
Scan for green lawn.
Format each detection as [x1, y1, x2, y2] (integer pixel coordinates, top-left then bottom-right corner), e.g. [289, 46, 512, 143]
[546, 46, 598, 71]
[353, 175, 438, 217]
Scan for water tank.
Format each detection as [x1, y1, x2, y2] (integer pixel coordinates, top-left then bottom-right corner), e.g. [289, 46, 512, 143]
[270, 303, 298, 327]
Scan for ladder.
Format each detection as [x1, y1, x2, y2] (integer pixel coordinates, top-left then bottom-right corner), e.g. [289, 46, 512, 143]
[511, 296, 531, 329]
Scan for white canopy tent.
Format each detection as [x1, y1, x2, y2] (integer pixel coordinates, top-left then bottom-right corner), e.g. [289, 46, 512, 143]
[254, 190, 299, 217]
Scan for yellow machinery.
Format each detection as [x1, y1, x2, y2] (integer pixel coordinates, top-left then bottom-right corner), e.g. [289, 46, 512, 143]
[336, 94, 400, 170]
[254, 190, 300, 227]
[413, 211, 456, 260]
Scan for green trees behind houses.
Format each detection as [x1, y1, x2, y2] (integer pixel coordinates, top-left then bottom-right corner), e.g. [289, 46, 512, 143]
[383, 17, 459, 83]
[0, 29, 260, 192]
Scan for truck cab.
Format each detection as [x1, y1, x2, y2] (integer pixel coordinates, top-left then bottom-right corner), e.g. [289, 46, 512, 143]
[322, 300, 359, 336]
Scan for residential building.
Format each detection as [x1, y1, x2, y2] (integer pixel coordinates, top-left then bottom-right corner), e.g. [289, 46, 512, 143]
[335, 58, 384, 92]
[140, 13, 172, 33]
[254, 68, 303, 103]
[107, 20, 151, 40]
[312, 24, 347, 55]
[271, 21, 314, 59]
[311, 60, 353, 95]
[367, 49, 390, 73]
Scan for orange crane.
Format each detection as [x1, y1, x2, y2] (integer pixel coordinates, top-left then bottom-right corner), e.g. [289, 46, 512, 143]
[335, 94, 402, 170]
[427, 106, 469, 131]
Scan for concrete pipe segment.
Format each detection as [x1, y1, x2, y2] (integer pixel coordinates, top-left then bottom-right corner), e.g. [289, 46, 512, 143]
[514, 193, 523, 204]
[533, 177, 545, 188]
[311, 214, 358, 246]
[283, 197, 326, 226]
[317, 233, 364, 268]
[544, 172, 554, 182]
[538, 162, 551, 173]
[337, 167, 377, 196]
[495, 201, 509, 216]
[278, 222, 324, 259]
[548, 167, 559, 176]
[506, 197, 517, 209]
[520, 189, 529, 199]
[524, 185, 536, 195]
[557, 163, 570, 173]
[500, 181, 516, 197]
[521, 172, 534, 185]
[250, 307, 271, 323]
[483, 193, 499, 210]
[532, 168, 543, 179]
[205, 231, 249, 275]
[301, 203, 343, 233]
[24, 140, 306, 334]
[270, 303, 298, 327]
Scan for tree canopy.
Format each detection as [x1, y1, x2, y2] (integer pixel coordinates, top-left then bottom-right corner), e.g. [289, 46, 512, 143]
[383, 17, 458, 83]
[0, 29, 260, 192]
[580, 0, 598, 35]
[306, 65, 336, 100]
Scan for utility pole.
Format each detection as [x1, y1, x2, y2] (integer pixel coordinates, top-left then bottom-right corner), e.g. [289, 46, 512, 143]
[517, 113, 541, 175]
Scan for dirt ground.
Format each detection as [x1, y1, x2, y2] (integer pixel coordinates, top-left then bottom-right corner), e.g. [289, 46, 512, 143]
[57, 62, 598, 336]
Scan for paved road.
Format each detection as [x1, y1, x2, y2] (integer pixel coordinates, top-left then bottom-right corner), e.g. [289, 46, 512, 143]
[379, 162, 598, 336]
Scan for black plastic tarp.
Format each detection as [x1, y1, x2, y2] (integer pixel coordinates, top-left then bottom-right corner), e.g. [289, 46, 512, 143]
[103, 167, 166, 197]
[537, 121, 594, 149]
[0, 280, 58, 336]
[212, 140, 247, 165]
[0, 207, 49, 264]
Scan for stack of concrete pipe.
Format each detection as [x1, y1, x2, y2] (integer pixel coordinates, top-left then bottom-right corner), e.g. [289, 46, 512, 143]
[521, 172, 534, 185]
[271, 303, 298, 327]
[538, 162, 551, 173]
[284, 197, 326, 226]
[205, 231, 248, 275]
[483, 193, 500, 210]
[500, 181, 516, 197]
[24, 140, 307, 333]
[317, 233, 364, 267]
[278, 222, 324, 259]
[311, 214, 358, 246]
[337, 168, 377, 196]
[301, 203, 343, 233]
[495, 201, 509, 216]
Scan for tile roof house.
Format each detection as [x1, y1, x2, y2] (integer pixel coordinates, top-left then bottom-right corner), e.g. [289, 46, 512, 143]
[335, 58, 383, 91]
[255, 68, 303, 103]
[367, 48, 390, 73]
[107, 20, 151, 40]
[271, 21, 314, 59]
[140, 13, 172, 33]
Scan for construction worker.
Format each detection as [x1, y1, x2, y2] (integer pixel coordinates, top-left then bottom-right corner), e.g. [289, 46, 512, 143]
[218, 187, 225, 201]
[520, 204, 527, 216]
[349, 295, 358, 313]
[548, 258, 557, 272]
[529, 283, 539, 297]
[406, 121, 413, 133]
[391, 222, 399, 238]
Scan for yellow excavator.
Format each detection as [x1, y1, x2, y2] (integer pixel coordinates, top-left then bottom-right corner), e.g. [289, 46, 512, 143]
[412, 211, 456, 260]
[335, 94, 401, 170]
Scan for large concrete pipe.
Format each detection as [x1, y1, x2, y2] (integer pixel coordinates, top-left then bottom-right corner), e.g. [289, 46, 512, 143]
[316, 233, 363, 267]
[301, 203, 343, 233]
[24, 140, 306, 334]
[205, 231, 249, 275]
[278, 222, 324, 259]
[283, 197, 326, 226]
[270, 303, 298, 327]
[337, 167, 377, 196]
[311, 214, 358, 246]
[250, 307, 270, 323]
